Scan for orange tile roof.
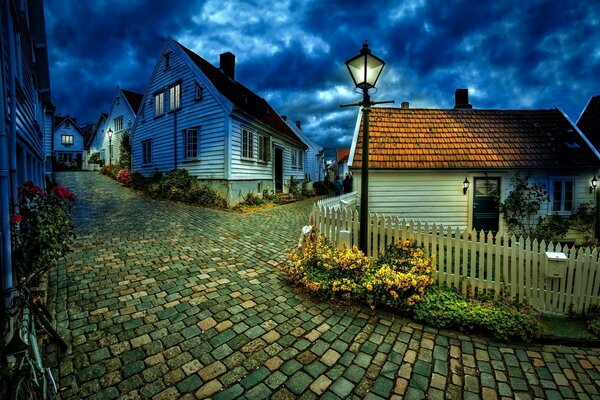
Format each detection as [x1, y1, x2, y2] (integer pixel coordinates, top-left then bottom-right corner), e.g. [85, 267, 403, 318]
[352, 108, 599, 169]
[337, 148, 350, 162]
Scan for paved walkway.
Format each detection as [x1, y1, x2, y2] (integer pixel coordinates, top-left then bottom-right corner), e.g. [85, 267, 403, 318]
[47, 172, 600, 400]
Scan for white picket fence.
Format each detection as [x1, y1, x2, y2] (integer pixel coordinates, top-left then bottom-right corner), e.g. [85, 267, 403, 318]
[310, 203, 600, 315]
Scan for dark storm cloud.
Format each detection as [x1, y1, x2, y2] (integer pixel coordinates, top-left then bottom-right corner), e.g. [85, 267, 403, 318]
[46, 0, 600, 149]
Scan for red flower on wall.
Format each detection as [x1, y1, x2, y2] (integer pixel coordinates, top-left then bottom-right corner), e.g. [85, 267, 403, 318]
[10, 214, 22, 225]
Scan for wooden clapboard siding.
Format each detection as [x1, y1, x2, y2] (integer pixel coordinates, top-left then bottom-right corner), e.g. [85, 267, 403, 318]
[53, 119, 84, 155]
[132, 39, 226, 178]
[100, 88, 139, 164]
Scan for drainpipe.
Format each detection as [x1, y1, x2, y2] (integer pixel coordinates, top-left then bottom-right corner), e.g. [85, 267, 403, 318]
[173, 110, 178, 169]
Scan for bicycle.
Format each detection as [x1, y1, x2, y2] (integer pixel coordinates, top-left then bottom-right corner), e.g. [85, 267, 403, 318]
[2, 273, 68, 399]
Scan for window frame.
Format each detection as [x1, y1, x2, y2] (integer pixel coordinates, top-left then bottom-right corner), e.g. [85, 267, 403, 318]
[183, 128, 199, 160]
[195, 82, 203, 102]
[61, 134, 74, 145]
[169, 82, 182, 112]
[241, 127, 254, 160]
[141, 139, 153, 165]
[257, 134, 270, 163]
[154, 91, 165, 117]
[550, 177, 575, 215]
[114, 116, 123, 132]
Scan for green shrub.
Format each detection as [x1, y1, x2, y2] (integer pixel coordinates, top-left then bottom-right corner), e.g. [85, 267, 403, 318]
[118, 131, 131, 170]
[88, 151, 101, 164]
[585, 305, 600, 336]
[313, 181, 329, 195]
[188, 184, 228, 208]
[99, 164, 120, 179]
[157, 169, 194, 196]
[413, 286, 542, 342]
[240, 191, 264, 206]
[129, 172, 149, 191]
[11, 181, 75, 279]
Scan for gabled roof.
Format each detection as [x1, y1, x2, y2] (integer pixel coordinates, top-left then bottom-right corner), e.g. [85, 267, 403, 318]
[337, 149, 350, 163]
[122, 89, 143, 114]
[54, 115, 85, 136]
[286, 120, 323, 152]
[85, 113, 108, 148]
[577, 95, 600, 153]
[351, 108, 600, 169]
[175, 41, 307, 149]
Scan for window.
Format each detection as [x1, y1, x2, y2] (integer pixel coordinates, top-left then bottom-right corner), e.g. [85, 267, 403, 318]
[164, 53, 171, 69]
[552, 179, 574, 213]
[169, 83, 181, 111]
[154, 92, 164, 116]
[184, 128, 199, 159]
[291, 148, 297, 167]
[114, 116, 123, 131]
[297, 149, 303, 169]
[142, 139, 152, 164]
[61, 135, 74, 145]
[195, 82, 203, 101]
[65, 120, 70, 128]
[242, 128, 254, 159]
[257, 135, 270, 162]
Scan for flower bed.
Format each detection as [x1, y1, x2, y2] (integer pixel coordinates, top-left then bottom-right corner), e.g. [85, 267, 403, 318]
[11, 181, 76, 279]
[288, 227, 543, 342]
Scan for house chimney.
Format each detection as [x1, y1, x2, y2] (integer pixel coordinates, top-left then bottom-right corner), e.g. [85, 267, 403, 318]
[454, 88, 472, 109]
[401, 101, 409, 109]
[296, 120, 301, 130]
[281, 115, 287, 121]
[220, 52, 235, 79]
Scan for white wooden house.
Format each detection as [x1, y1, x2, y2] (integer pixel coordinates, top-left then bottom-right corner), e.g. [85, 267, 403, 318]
[131, 37, 307, 204]
[285, 118, 324, 183]
[348, 90, 600, 241]
[84, 112, 108, 169]
[53, 116, 85, 168]
[1, 0, 54, 290]
[90, 87, 142, 165]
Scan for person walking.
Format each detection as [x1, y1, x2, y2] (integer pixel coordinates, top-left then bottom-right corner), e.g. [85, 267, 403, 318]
[332, 175, 343, 196]
[343, 173, 353, 194]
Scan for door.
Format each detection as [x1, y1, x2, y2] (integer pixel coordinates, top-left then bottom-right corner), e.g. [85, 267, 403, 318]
[275, 147, 283, 193]
[473, 177, 500, 233]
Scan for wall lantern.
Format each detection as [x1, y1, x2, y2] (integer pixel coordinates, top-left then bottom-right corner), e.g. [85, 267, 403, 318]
[463, 177, 470, 195]
[591, 175, 598, 193]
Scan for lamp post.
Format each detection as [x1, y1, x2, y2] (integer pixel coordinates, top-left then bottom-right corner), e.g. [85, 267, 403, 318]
[107, 128, 113, 165]
[342, 42, 392, 253]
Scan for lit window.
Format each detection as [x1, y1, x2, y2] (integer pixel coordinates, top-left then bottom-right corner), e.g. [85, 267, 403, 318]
[258, 135, 270, 162]
[169, 83, 181, 111]
[154, 92, 164, 116]
[61, 135, 74, 145]
[114, 116, 123, 131]
[184, 128, 199, 159]
[242, 128, 254, 159]
[142, 139, 152, 164]
[552, 179, 574, 213]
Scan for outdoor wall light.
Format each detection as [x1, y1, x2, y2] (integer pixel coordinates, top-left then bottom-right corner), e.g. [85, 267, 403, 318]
[591, 175, 598, 193]
[463, 177, 470, 195]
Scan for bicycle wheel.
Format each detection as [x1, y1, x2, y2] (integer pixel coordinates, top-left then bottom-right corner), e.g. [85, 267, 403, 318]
[9, 370, 43, 400]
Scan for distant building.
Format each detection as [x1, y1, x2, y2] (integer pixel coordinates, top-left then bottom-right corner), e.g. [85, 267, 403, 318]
[131, 37, 307, 204]
[284, 118, 324, 183]
[53, 116, 85, 169]
[1, 0, 53, 290]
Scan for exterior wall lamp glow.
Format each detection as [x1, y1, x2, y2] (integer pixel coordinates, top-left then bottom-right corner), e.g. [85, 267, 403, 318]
[591, 175, 598, 193]
[107, 128, 114, 165]
[463, 177, 470, 195]
[341, 41, 393, 253]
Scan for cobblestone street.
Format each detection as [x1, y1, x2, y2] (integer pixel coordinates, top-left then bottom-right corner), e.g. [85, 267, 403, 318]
[47, 172, 600, 400]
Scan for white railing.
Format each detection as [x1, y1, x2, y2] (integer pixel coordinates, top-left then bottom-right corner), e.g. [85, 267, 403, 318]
[309, 204, 600, 315]
[316, 191, 357, 210]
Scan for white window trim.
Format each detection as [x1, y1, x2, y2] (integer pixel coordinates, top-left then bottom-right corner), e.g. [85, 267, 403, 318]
[257, 134, 270, 163]
[184, 128, 199, 160]
[154, 92, 165, 117]
[114, 116, 123, 132]
[241, 127, 255, 160]
[549, 177, 576, 215]
[169, 82, 182, 112]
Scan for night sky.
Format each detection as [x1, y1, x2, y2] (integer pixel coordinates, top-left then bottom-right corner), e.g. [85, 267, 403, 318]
[45, 0, 600, 149]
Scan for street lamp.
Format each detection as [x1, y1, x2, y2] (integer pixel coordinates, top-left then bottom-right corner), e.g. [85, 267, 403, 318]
[342, 42, 392, 253]
[107, 128, 113, 165]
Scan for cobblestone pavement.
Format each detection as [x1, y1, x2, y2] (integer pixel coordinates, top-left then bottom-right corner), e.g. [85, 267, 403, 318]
[47, 172, 600, 400]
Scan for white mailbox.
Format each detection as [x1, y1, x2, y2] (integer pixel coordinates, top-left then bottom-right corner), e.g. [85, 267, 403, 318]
[545, 251, 567, 279]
